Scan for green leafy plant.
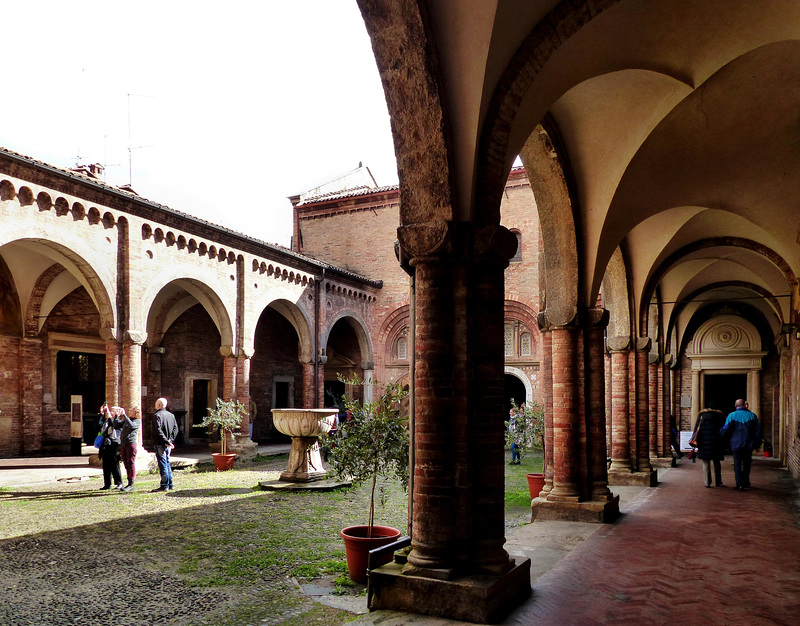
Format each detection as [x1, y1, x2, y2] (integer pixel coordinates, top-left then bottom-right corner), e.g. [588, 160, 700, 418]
[200, 398, 246, 455]
[505, 400, 545, 460]
[320, 375, 409, 535]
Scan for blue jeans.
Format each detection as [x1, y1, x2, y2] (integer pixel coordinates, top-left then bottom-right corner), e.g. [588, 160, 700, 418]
[155, 445, 173, 489]
[511, 442, 521, 463]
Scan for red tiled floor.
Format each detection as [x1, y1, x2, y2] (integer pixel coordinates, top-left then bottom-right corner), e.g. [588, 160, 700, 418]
[513, 457, 800, 625]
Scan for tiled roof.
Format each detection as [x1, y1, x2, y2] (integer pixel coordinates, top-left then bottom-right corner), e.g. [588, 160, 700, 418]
[296, 183, 400, 206]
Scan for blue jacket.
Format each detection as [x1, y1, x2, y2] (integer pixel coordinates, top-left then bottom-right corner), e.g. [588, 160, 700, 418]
[720, 407, 761, 452]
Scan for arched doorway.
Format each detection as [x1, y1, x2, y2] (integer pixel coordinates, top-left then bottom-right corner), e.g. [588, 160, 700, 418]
[504, 373, 527, 417]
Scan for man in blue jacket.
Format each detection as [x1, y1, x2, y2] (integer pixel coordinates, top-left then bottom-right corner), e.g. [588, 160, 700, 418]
[720, 399, 761, 490]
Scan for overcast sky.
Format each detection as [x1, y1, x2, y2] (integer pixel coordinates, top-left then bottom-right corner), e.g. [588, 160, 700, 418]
[1, 1, 397, 247]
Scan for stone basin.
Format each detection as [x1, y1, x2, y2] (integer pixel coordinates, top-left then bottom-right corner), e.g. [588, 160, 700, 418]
[272, 408, 337, 438]
[271, 408, 338, 482]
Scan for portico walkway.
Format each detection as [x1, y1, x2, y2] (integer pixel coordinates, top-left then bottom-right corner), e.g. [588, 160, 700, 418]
[356, 455, 800, 625]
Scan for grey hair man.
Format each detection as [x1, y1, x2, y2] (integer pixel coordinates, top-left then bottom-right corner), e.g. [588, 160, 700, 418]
[152, 397, 178, 492]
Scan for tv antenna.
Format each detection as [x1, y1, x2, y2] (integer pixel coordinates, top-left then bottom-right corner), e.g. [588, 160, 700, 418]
[127, 93, 156, 186]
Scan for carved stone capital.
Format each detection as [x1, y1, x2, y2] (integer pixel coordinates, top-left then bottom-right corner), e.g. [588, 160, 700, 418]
[219, 345, 236, 357]
[473, 223, 518, 263]
[537, 311, 550, 332]
[397, 220, 450, 261]
[586, 307, 609, 329]
[99, 327, 117, 342]
[635, 337, 652, 352]
[123, 330, 147, 345]
[663, 354, 673, 367]
[648, 353, 661, 365]
[607, 335, 631, 352]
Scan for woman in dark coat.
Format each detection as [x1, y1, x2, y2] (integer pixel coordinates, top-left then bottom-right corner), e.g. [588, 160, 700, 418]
[98, 403, 123, 490]
[694, 401, 726, 488]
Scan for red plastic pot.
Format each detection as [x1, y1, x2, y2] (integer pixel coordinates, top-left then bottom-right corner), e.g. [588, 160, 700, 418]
[526, 473, 545, 499]
[340, 524, 401, 583]
[212, 452, 236, 471]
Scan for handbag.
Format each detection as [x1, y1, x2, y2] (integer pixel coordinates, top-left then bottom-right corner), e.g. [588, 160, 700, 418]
[93, 433, 104, 448]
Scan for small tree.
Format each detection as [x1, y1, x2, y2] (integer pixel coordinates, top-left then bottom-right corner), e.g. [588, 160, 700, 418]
[200, 398, 246, 456]
[321, 375, 409, 536]
[505, 400, 545, 461]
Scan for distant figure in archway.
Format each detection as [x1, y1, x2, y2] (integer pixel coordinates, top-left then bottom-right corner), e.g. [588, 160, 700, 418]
[720, 399, 761, 491]
[694, 401, 726, 488]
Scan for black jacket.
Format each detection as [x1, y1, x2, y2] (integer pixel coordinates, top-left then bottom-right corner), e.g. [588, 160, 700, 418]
[694, 409, 725, 461]
[153, 409, 178, 447]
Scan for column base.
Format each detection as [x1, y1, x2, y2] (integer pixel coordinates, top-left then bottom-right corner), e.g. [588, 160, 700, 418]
[607, 468, 659, 487]
[229, 436, 259, 461]
[531, 495, 620, 523]
[650, 456, 675, 469]
[368, 557, 531, 623]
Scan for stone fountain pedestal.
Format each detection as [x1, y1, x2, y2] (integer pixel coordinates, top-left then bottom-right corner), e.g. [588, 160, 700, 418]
[272, 408, 338, 482]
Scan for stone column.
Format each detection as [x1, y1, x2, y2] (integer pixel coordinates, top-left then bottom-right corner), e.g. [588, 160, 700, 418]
[586, 308, 613, 501]
[363, 365, 375, 403]
[604, 350, 613, 460]
[607, 337, 631, 473]
[661, 355, 673, 457]
[301, 360, 316, 407]
[749, 369, 761, 417]
[691, 368, 701, 429]
[537, 314, 554, 494]
[236, 352, 252, 434]
[635, 338, 653, 473]
[648, 355, 660, 460]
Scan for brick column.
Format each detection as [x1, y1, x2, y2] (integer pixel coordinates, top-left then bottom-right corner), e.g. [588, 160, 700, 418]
[586, 308, 612, 501]
[691, 369, 701, 429]
[662, 355, 673, 456]
[104, 338, 120, 407]
[121, 332, 145, 446]
[648, 356, 660, 459]
[635, 338, 653, 473]
[607, 337, 631, 473]
[221, 350, 237, 400]
[537, 314, 554, 494]
[547, 325, 580, 502]
[236, 353, 251, 435]
[317, 355, 326, 407]
[301, 360, 316, 407]
[605, 351, 613, 459]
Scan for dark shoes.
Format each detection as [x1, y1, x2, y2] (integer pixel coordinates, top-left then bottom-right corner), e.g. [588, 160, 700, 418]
[151, 487, 169, 492]
[99, 486, 111, 490]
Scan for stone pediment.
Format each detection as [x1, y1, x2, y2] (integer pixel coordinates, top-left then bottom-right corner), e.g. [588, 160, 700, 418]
[687, 315, 766, 371]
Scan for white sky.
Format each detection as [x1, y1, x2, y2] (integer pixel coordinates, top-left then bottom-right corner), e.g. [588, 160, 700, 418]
[1, 1, 397, 248]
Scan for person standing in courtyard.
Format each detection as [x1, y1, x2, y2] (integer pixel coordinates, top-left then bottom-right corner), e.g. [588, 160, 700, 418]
[720, 399, 761, 491]
[98, 403, 124, 491]
[114, 406, 142, 492]
[152, 397, 178, 492]
[693, 401, 726, 488]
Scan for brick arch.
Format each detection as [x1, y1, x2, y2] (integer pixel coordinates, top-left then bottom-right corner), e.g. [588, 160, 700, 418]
[322, 309, 374, 366]
[0, 235, 116, 332]
[24, 263, 65, 336]
[378, 304, 410, 363]
[248, 297, 314, 363]
[140, 272, 234, 350]
[638, 237, 798, 335]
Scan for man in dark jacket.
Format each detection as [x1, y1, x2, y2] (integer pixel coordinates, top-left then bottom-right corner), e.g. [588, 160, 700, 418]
[720, 399, 761, 491]
[152, 397, 178, 492]
[694, 401, 726, 488]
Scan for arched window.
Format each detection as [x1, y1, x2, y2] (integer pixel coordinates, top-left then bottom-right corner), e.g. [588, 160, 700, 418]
[510, 230, 523, 262]
[520, 332, 532, 356]
[504, 324, 514, 357]
[396, 336, 408, 360]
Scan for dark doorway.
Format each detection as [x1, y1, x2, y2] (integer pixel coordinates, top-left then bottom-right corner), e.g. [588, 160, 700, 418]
[274, 381, 290, 409]
[704, 373, 748, 416]
[504, 374, 527, 417]
[324, 380, 346, 408]
[55, 351, 105, 413]
[191, 379, 210, 437]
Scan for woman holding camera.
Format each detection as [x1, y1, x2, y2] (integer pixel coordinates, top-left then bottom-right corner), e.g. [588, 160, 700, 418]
[98, 403, 124, 491]
[113, 406, 142, 492]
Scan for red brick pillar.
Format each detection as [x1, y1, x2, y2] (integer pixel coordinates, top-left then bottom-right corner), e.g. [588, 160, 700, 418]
[236, 353, 251, 436]
[547, 324, 580, 502]
[121, 335, 144, 445]
[648, 356, 660, 459]
[635, 338, 653, 472]
[605, 351, 613, 459]
[607, 337, 631, 472]
[104, 339, 120, 407]
[301, 360, 316, 407]
[222, 354, 236, 400]
[586, 308, 612, 501]
[317, 356, 326, 407]
[20, 337, 43, 454]
[537, 314, 554, 494]
[662, 356, 673, 456]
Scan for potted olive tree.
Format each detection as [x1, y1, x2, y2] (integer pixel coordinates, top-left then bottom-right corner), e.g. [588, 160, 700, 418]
[506, 400, 546, 498]
[320, 375, 409, 582]
[200, 398, 246, 471]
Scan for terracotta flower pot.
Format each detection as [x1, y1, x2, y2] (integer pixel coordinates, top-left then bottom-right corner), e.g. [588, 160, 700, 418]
[340, 524, 402, 583]
[212, 452, 237, 471]
[526, 472, 545, 498]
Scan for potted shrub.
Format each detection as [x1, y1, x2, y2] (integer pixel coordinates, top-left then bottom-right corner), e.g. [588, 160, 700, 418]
[200, 398, 246, 471]
[320, 375, 409, 582]
[506, 400, 546, 498]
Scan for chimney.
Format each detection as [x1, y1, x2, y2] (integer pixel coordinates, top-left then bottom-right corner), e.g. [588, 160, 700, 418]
[88, 163, 104, 178]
